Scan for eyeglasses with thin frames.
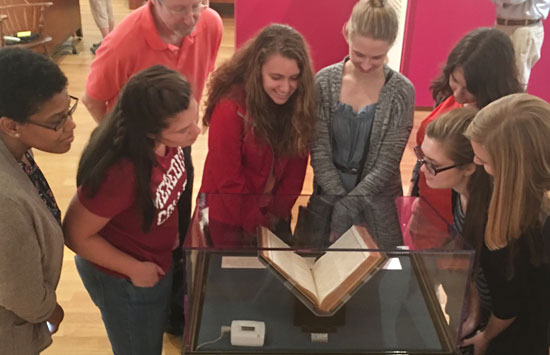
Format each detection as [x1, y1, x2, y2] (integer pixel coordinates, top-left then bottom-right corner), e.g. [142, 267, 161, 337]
[414, 145, 461, 176]
[158, 0, 208, 16]
[27, 95, 78, 132]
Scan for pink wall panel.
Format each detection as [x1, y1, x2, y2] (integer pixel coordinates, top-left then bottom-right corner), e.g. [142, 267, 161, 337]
[529, 19, 550, 101]
[401, 0, 495, 107]
[402, 0, 550, 106]
[235, 0, 356, 72]
[235, 0, 550, 106]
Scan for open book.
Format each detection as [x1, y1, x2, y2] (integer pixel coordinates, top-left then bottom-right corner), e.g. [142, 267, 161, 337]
[259, 225, 386, 316]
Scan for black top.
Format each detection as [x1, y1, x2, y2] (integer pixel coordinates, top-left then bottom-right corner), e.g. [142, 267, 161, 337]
[451, 192, 549, 353]
[480, 219, 550, 354]
[451, 192, 492, 314]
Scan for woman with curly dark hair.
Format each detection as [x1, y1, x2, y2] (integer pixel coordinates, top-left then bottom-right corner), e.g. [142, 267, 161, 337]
[200, 23, 316, 245]
[413, 28, 522, 222]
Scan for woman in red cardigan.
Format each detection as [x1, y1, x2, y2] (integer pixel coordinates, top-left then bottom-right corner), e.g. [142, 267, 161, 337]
[199, 24, 316, 246]
[413, 28, 521, 223]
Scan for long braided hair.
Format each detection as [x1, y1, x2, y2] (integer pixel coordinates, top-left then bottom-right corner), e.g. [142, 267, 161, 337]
[77, 65, 192, 232]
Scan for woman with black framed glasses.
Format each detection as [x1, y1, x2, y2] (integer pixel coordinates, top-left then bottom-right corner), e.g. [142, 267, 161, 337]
[0, 48, 76, 354]
[25, 96, 78, 131]
[419, 107, 493, 346]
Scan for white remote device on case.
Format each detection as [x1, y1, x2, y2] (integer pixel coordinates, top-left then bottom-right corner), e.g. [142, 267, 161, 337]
[230, 320, 265, 347]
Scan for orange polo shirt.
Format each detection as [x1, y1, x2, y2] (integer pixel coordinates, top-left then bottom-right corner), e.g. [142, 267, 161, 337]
[85, 1, 223, 110]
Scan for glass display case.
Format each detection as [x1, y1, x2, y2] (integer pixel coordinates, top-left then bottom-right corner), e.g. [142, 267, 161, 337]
[182, 194, 474, 354]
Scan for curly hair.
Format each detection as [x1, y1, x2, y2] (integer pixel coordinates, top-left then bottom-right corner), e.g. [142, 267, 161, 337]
[0, 48, 67, 122]
[430, 28, 522, 107]
[203, 24, 316, 157]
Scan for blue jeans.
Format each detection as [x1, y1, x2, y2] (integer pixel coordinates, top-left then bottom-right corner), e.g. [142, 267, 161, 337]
[75, 255, 172, 355]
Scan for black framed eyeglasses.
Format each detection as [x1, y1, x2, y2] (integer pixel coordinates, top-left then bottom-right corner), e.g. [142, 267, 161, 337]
[27, 95, 78, 131]
[414, 145, 461, 176]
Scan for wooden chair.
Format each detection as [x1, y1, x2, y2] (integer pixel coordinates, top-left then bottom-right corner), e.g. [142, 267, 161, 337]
[0, 1, 53, 55]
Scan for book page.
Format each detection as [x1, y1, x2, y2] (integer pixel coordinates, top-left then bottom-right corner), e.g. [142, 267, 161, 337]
[311, 226, 372, 304]
[260, 229, 319, 303]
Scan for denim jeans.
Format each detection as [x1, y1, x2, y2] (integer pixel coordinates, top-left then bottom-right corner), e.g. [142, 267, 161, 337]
[75, 255, 172, 355]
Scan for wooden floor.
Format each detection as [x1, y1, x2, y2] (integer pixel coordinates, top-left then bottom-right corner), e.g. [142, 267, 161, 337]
[37, 1, 428, 353]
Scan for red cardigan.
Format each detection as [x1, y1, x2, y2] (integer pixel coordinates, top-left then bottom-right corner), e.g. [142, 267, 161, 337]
[199, 95, 308, 236]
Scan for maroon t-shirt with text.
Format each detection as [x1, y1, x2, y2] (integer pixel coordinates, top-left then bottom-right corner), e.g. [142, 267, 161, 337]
[78, 146, 187, 277]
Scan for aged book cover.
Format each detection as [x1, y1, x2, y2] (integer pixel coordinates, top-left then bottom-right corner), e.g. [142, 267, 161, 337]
[259, 225, 386, 315]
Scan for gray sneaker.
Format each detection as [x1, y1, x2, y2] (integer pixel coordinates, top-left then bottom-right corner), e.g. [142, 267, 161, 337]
[90, 41, 101, 55]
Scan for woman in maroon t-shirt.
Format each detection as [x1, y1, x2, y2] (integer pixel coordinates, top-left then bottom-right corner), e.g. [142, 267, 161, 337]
[63, 65, 200, 355]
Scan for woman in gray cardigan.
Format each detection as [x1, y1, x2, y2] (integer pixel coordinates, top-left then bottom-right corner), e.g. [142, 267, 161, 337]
[0, 48, 76, 354]
[311, 0, 415, 248]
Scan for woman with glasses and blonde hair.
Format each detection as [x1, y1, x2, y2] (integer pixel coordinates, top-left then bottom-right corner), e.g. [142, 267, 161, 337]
[417, 107, 492, 340]
[311, 0, 415, 247]
[0, 48, 76, 354]
[461, 93, 550, 354]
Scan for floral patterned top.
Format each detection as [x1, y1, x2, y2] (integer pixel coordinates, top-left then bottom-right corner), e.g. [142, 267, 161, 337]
[18, 150, 61, 225]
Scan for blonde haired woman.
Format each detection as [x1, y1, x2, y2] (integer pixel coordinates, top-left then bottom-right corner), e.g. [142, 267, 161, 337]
[311, 0, 415, 247]
[464, 93, 550, 354]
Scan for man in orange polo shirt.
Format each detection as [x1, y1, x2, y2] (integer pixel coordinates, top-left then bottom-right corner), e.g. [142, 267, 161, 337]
[83, 0, 222, 117]
[82, 0, 223, 336]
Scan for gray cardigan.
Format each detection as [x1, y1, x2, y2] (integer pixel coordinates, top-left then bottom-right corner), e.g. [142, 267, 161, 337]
[0, 139, 64, 354]
[311, 59, 415, 248]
